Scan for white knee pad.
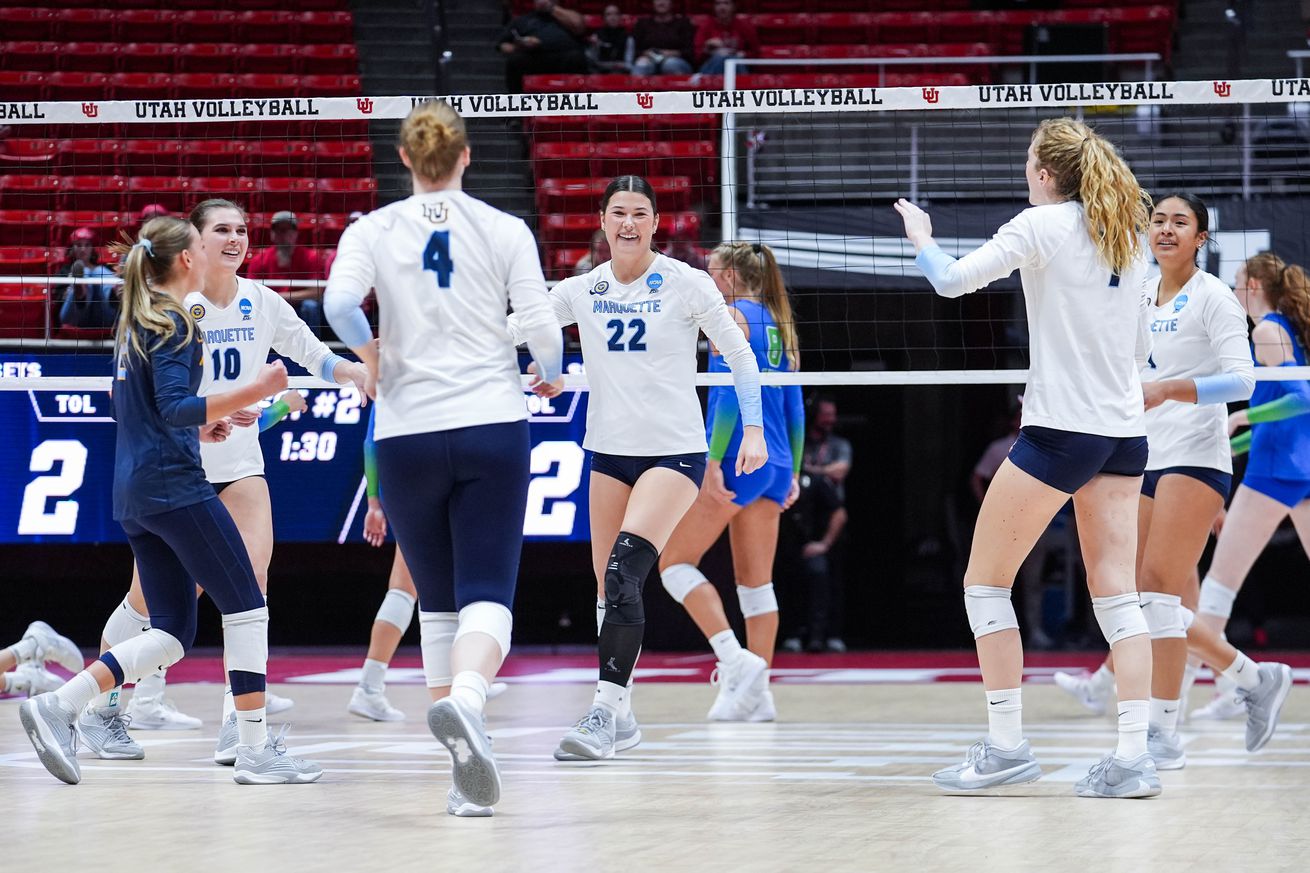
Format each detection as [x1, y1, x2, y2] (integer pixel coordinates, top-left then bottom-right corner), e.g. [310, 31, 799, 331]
[1198, 576, 1237, 620]
[662, 563, 708, 604]
[1180, 606, 1195, 632]
[375, 588, 416, 633]
[963, 585, 1019, 639]
[106, 627, 183, 685]
[220, 606, 269, 675]
[102, 596, 151, 647]
[419, 611, 458, 688]
[1092, 593, 1149, 645]
[454, 601, 513, 660]
[737, 583, 778, 618]
[1140, 592, 1187, 640]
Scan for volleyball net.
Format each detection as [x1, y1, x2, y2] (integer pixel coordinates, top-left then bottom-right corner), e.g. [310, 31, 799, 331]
[2, 77, 1309, 391]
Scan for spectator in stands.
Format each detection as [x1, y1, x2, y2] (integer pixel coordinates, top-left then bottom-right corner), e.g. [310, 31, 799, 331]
[574, 229, 610, 275]
[133, 203, 171, 234]
[588, 4, 634, 73]
[57, 227, 117, 330]
[632, 0, 696, 76]
[246, 211, 326, 334]
[694, 0, 758, 76]
[782, 456, 849, 654]
[498, 0, 589, 93]
[804, 395, 852, 500]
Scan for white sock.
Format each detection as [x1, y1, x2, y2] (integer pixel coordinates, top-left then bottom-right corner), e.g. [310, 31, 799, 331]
[8, 637, 38, 664]
[594, 680, 626, 715]
[620, 676, 634, 719]
[1150, 697, 1180, 734]
[595, 600, 606, 636]
[708, 629, 743, 663]
[1116, 699, 1149, 759]
[985, 687, 1023, 751]
[221, 687, 236, 720]
[1221, 652, 1261, 692]
[450, 671, 489, 715]
[1180, 660, 1199, 705]
[360, 659, 387, 694]
[134, 669, 167, 702]
[236, 706, 268, 749]
[53, 671, 101, 713]
[1089, 664, 1114, 689]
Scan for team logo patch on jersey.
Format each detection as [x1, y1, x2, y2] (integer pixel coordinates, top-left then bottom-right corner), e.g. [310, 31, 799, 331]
[239, 298, 253, 320]
[189, 303, 206, 320]
[422, 202, 449, 225]
[1173, 293, 1189, 313]
[590, 280, 609, 296]
[646, 272, 664, 293]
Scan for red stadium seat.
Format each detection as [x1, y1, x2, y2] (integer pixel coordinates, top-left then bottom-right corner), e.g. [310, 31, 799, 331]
[0, 247, 52, 273]
[654, 140, 716, 187]
[235, 11, 297, 44]
[117, 43, 180, 75]
[176, 43, 246, 74]
[122, 176, 191, 212]
[295, 11, 355, 43]
[536, 176, 692, 213]
[53, 211, 127, 245]
[0, 176, 61, 214]
[0, 284, 50, 339]
[1, 42, 61, 73]
[58, 176, 128, 212]
[45, 71, 109, 102]
[548, 246, 590, 281]
[312, 141, 374, 178]
[299, 74, 361, 96]
[754, 13, 815, 46]
[811, 13, 873, 45]
[522, 74, 590, 93]
[180, 141, 246, 177]
[189, 177, 258, 208]
[114, 10, 178, 43]
[525, 115, 593, 143]
[312, 212, 348, 248]
[240, 43, 302, 74]
[0, 9, 55, 41]
[57, 42, 120, 73]
[539, 211, 701, 246]
[235, 74, 303, 98]
[55, 139, 121, 175]
[0, 71, 47, 101]
[873, 11, 938, 44]
[533, 142, 594, 179]
[172, 73, 240, 99]
[298, 44, 359, 75]
[242, 141, 314, 177]
[936, 11, 1000, 44]
[591, 142, 663, 178]
[108, 72, 174, 102]
[648, 114, 717, 142]
[315, 177, 376, 213]
[0, 140, 58, 171]
[254, 177, 317, 214]
[175, 10, 239, 43]
[0, 211, 56, 247]
[51, 8, 116, 43]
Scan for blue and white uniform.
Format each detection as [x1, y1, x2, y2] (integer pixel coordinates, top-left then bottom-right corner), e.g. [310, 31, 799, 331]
[1140, 269, 1254, 499]
[917, 201, 1152, 493]
[110, 313, 265, 690]
[185, 277, 343, 485]
[1244, 312, 1310, 507]
[706, 298, 803, 505]
[324, 188, 563, 612]
[510, 252, 763, 488]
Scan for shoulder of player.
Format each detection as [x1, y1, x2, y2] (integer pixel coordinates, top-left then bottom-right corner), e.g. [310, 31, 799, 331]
[1252, 317, 1289, 344]
[553, 272, 588, 298]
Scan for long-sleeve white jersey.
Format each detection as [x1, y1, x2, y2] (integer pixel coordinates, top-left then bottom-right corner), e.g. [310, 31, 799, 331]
[511, 253, 760, 456]
[186, 277, 340, 482]
[1142, 269, 1254, 472]
[921, 201, 1151, 437]
[324, 190, 562, 441]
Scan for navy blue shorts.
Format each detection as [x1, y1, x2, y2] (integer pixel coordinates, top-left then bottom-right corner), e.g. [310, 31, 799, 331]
[212, 474, 263, 495]
[589, 451, 706, 488]
[1008, 426, 1148, 494]
[722, 461, 793, 507]
[375, 421, 530, 613]
[1142, 467, 1232, 501]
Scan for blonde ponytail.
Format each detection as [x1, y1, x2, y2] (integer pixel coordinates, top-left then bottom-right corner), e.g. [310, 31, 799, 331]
[111, 216, 198, 364]
[712, 241, 800, 370]
[400, 100, 468, 184]
[1032, 117, 1150, 276]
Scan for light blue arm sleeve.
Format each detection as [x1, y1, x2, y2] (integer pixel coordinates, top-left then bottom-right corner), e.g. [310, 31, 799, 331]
[323, 295, 373, 349]
[1195, 372, 1255, 405]
[915, 246, 965, 298]
[319, 353, 346, 383]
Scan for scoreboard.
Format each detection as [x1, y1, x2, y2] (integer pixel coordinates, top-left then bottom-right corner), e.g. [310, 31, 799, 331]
[0, 354, 591, 543]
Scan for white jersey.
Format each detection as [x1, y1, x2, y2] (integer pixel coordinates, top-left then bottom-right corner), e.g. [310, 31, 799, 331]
[187, 278, 338, 482]
[515, 253, 755, 456]
[930, 201, 1151, 437]
[1142, 269, 1253, 472]
[327, 190, 559, 441]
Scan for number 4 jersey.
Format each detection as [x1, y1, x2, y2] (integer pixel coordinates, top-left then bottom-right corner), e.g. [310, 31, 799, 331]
[185, 277, 340, 483]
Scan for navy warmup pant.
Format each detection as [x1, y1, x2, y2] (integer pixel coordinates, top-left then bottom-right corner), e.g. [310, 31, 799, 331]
[120, 496, 265, 653]
[375, 421, 531, 613]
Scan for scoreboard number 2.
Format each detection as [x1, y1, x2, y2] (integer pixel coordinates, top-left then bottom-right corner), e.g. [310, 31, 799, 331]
[18, 440, 88, 536]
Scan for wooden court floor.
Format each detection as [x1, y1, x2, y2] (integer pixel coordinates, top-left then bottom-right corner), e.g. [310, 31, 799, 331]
[4, 677, 1308, 873]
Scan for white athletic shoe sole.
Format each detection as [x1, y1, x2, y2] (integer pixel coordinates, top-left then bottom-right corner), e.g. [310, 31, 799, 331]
[19, 696, 81, 785]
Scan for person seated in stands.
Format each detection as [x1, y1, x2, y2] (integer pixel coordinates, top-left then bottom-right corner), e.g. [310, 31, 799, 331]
[589, 4, 634, 73]
[694, 0, 757, 76]
[574, 229, 611, 276]
[136, 203, 171, 230]
[632, 0, 696, 76]
[498, 0, 589, 93]
[246, 211, 326, 335]
[57, 227, 118, 330]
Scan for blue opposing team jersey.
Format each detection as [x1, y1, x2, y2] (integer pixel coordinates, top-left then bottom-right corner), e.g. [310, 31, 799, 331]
[706, 298, 795, 469]
[1248, 312, 1310, 480]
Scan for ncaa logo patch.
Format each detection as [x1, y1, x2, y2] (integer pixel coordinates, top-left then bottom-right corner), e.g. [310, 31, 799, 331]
[1173, 293, 1189, 313]
[590, 280, 609, 296]
[239, 298, 253, 320]
[189, 303, 206, 320]
[646, 272, 663, 293]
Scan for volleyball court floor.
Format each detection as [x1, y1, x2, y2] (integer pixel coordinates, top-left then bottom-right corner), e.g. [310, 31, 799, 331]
[4, 650, 1308, 872]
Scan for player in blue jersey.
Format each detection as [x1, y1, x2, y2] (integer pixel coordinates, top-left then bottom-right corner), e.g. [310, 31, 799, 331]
[658, 241, 804, 722]
[1191, 251, 1310, 719]
[18, 216, 321, 785]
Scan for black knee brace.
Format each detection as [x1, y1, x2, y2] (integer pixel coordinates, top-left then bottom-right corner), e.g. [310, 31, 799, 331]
[603, 531, 658, 626]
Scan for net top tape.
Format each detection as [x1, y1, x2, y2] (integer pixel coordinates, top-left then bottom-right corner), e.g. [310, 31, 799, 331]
[2, 78, 1308, 125]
